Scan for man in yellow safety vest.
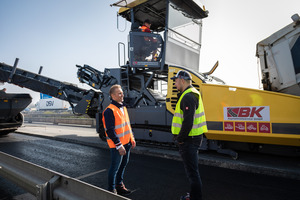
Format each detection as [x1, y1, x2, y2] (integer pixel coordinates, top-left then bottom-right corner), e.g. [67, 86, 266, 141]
[171, 70, 208, 200]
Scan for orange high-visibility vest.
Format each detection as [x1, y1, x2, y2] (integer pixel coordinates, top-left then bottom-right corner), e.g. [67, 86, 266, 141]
[102, 104, 135, 148]
[140, 25, 151, 33]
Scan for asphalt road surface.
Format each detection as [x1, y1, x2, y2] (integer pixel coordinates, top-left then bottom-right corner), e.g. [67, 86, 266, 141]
[0, 132, 300, 200]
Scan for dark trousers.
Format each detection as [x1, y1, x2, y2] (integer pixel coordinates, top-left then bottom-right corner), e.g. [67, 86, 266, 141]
[108, 142, 131, 191]
[179, 135, 203, 200]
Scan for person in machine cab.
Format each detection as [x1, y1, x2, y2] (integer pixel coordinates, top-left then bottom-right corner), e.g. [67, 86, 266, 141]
[138, 19, 158, 61]
[140, 19, 152, 33]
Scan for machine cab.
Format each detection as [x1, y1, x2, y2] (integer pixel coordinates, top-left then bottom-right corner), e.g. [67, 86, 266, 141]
[112, 0, 208, 71]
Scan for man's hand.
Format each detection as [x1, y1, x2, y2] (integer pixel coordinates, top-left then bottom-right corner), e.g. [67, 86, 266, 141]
[131, 140, 136, 149]
[118, 145, 126, 155]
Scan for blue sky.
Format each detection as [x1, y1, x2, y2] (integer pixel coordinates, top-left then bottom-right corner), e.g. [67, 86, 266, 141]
[1, 0, 124, 76]
[1, 0, 300, 103]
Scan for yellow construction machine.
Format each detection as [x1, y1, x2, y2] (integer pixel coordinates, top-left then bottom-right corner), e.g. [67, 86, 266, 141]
[112, 0, 300, 157]
[1, 0, 299, 158]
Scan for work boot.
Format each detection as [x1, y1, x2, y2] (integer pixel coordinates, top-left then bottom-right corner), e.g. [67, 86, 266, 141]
[116, 183, 132, 195]
[180, 193, 190, 200]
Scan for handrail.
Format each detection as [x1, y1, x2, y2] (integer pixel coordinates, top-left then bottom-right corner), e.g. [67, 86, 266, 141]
[118, 42, 126, 66]
[0, 151, 130, 200]
[168, 28, 201, 47]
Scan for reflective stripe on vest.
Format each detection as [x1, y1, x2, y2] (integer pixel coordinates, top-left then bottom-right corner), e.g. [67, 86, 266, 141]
[102, 104, 133, 148]
[171, 87, 208, 136]
[105, 129, 133, 140]
[105, 121, 131, 132]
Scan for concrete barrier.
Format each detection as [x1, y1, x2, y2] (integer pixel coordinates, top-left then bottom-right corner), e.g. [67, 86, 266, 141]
[24, 116, 96, 128]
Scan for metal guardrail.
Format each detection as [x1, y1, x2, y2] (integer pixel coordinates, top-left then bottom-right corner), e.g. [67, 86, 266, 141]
[0, 151, 130, 200]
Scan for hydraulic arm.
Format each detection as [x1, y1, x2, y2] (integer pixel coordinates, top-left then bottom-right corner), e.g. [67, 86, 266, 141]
[76, 64, 118, 90]
[0, 59, 103, 118]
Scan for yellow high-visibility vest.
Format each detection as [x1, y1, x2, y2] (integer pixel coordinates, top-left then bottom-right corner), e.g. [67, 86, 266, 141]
[171, 87, 208, 136]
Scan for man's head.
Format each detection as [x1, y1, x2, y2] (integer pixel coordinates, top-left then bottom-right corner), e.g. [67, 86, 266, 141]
[109, 84, 124, 104]
[170, 70, 192, 92]
[144, 19, 151, 28]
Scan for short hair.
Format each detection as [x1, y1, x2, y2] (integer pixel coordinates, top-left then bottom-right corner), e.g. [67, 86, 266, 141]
[184, 79, 192, 84]
[144, 19, 151, 24]
[109, 84, 121, 97]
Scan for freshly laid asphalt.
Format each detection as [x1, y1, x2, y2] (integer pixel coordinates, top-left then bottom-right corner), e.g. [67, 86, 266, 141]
[16, 122, 300, 181]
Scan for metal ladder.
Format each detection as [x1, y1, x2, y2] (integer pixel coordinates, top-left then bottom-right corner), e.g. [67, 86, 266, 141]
[121, 66, 130, 97]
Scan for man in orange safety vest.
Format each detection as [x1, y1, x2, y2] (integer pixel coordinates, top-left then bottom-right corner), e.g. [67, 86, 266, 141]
[102, 84, 136, 195]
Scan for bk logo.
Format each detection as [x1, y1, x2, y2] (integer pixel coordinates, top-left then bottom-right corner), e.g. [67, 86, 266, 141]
[227, 107, 265, 118]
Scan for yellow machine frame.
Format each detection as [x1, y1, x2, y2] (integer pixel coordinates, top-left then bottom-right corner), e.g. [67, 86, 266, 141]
[167, 66, 300, 147]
